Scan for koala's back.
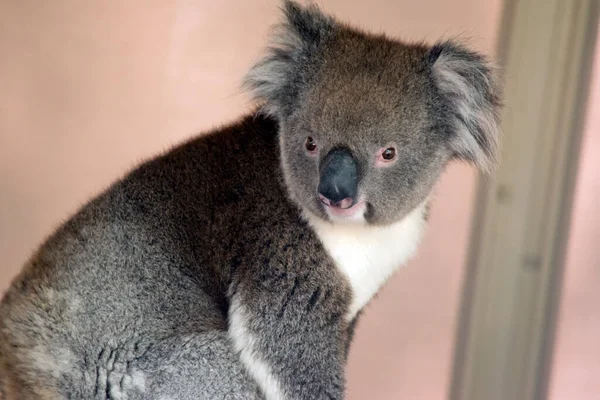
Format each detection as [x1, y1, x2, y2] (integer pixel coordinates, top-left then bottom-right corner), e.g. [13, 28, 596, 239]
[0, 114, 281, 399]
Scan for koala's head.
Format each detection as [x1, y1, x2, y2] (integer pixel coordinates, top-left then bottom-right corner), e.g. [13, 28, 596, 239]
[245, 1, 501, 226]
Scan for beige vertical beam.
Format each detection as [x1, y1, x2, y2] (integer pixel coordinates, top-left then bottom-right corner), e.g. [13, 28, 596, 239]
[450, 0, 599, 399]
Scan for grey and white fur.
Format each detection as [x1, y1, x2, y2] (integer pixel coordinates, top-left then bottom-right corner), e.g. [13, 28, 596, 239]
[0, 1, 502, 399]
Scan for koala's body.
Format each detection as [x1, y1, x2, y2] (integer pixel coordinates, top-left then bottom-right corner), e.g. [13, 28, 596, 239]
[0, 2, 501, 399]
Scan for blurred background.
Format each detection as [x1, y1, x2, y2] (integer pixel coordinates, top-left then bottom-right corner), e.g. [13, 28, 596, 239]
[0, 1, 597, 399]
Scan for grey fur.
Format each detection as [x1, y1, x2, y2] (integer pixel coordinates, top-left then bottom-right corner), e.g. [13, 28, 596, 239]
[0, 1, 502, 399]
[428, 41, 502, 172]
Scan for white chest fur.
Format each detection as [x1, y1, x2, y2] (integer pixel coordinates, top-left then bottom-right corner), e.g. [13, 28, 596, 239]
[307, 203, 427, 321]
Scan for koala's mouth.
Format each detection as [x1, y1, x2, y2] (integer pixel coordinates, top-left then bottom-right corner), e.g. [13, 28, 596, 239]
[322, 198, 367, 221]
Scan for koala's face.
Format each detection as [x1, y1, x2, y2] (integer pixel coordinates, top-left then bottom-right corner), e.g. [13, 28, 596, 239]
[279, 38, 449, 225]
[246, 1, 501, 226]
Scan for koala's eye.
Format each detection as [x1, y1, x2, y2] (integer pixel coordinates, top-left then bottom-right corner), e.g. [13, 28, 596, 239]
[305, 137, 317, 153]
[382, 147, 396, 161]
[376, 146, 398, 167]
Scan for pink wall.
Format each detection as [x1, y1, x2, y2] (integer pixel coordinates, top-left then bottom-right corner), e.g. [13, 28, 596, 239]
[0, 1, 501, 398]
[549, 34, 600, 400]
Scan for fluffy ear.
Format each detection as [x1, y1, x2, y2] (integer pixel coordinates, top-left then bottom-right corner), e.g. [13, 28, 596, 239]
[243, 0, 335, 116]
[429, 41, 502, 173]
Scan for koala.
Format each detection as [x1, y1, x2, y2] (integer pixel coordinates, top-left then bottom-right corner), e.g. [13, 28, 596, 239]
[0, 1, 501, 399]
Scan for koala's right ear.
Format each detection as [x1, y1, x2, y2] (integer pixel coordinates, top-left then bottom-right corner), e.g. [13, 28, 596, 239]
[243, 0, 336, 117]
[428, 41, 503, 173]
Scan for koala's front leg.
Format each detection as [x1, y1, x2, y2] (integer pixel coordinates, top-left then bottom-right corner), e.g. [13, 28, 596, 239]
[228, 271, 349, 400]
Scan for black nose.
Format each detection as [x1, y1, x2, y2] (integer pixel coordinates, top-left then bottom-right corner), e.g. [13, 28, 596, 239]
[318, 148, 358, 209]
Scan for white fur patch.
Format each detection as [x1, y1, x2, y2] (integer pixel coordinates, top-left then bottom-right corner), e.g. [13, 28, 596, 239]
[131, 370, 146, 392]
[107, 369, 146, 399]
[306, 202, 428, 320]
[228, 296, 286, 400]
[28, 344, 74, 379]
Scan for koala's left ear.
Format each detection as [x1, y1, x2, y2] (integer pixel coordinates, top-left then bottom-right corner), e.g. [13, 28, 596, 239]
[428, 41, 502, 173]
